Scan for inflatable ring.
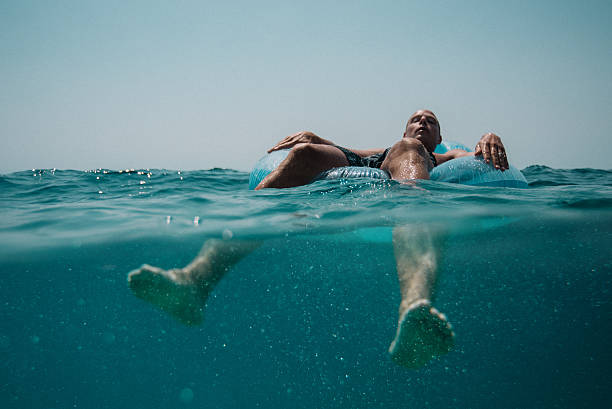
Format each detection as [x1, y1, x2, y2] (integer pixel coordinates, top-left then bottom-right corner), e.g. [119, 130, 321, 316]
[249, 141, 528, 189]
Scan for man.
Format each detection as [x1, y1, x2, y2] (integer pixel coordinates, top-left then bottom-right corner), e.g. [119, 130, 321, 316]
[128, 109, 509, 368]
[255, 109, 508, 189]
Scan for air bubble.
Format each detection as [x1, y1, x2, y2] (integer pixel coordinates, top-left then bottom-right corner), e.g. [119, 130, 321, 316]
[179, 387, 194, 403]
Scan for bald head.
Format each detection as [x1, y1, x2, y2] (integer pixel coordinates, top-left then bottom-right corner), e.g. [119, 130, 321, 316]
[403, 109, 442, 152]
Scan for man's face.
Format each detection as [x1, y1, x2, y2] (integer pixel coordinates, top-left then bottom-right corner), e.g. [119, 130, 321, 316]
[403, 110, 441, 152]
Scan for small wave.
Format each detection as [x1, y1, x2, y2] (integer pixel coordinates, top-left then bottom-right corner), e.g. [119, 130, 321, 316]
[523, 165, 612, 187]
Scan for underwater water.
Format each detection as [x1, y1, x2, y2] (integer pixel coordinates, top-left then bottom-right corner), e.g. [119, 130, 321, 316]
[1, 165, 611, 409]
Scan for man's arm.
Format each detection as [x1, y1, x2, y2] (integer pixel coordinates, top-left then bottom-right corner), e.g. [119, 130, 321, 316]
[267, 131, 385, 157]
[434, 132, 509, 171]
[267, 131, 334, 152]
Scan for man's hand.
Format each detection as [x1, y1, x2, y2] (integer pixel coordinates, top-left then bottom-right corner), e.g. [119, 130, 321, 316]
[474, 132, 509, 171]
[267, 131, 333, 153]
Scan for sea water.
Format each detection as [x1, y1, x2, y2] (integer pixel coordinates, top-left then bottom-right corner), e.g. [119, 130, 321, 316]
[1, 166, 611, 409]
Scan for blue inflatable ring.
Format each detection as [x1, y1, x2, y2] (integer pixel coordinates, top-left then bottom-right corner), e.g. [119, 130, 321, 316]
[249, 141, 528, 189]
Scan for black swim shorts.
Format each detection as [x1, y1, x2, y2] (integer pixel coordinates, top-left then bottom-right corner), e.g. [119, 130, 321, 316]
[335, 146, 437, 169]
[335, 146, 390, 169]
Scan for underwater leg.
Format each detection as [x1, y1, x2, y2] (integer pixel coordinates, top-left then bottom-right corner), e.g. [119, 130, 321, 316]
[128, 239, 261, 326]
[389, 225, 454, 368]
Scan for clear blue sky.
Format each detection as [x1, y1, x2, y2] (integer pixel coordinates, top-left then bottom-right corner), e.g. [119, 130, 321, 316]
[1, 0, 611, 173]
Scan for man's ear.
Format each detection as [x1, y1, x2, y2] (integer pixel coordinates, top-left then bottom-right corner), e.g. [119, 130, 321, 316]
[403, 130, 407, 138]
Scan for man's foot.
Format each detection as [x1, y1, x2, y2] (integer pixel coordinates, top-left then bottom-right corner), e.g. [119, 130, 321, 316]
[388, 299, 455, 368]
[128, 264, 208, 326]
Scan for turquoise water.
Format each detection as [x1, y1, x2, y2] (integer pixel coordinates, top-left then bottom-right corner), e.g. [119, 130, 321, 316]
[1, 166, 611, 408]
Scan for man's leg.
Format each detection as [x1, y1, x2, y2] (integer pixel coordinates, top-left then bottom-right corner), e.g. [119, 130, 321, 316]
[381, 139, 433, 181]
[389, 225, 454, 368]
[255, 143, 349, 189]
[128, 239, 261, 325]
